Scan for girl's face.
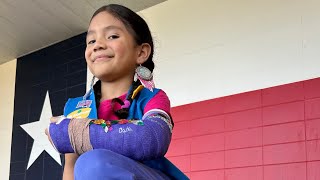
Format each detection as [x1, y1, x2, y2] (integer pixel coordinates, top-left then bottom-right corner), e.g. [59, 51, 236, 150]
[85, 11, 140, 82]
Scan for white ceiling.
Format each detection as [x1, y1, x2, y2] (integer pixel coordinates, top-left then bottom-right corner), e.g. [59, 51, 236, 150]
[0, 0, 166, 64]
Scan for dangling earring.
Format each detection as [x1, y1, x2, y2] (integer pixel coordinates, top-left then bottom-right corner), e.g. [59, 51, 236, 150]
[135, 65, 155, 92]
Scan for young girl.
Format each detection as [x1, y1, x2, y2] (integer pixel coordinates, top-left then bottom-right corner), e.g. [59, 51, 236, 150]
[46, 4, 188, 180]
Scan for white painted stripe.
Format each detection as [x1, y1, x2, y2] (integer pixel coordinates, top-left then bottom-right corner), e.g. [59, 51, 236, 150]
[0, 60, 17, 180]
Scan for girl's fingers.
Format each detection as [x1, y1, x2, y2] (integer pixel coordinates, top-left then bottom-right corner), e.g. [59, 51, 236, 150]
[50, 117, 58, 123]
[50, 116, 66, 123]
[44, 128, 54, 146]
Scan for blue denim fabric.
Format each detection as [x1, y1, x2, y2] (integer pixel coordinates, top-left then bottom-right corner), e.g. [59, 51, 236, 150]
[74, 149, 170, 180]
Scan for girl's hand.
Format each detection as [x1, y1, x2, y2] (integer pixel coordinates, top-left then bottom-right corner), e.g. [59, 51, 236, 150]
[45, 127, 54, 147]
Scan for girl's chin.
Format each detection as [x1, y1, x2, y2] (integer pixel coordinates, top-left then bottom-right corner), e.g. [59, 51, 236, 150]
[90, 66, 112, 76]
[92, 73, 114, 82]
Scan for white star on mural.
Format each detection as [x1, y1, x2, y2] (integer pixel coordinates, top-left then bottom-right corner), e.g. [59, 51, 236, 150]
[20, 91, 61, 169]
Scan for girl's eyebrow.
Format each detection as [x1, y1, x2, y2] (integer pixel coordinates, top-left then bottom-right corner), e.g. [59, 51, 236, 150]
[87, 25, 123, 36]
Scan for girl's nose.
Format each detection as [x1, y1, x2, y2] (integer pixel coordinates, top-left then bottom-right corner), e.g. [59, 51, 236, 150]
[93, 39, 107, 52]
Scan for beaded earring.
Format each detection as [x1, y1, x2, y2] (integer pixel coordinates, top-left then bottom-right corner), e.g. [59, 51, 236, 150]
[134, 65, 155, 92]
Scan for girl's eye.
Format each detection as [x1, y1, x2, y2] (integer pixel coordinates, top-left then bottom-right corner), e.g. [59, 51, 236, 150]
[108, 35, 119, 40]
[87, 40, 96, 45]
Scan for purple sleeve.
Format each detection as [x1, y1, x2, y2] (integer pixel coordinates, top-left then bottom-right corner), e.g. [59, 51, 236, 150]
[48, 112, 172, 161]
[49, 118, 74, 153]
[89, 111, 172, 161]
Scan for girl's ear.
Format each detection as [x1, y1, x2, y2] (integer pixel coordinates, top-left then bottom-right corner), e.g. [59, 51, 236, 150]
[136, 43, 151, 64]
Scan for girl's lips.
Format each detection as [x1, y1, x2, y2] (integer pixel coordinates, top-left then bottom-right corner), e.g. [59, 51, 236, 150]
[93, 55, 114, 62]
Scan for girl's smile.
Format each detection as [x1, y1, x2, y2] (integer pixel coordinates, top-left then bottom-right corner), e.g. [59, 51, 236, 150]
[93, 54, 114, 63]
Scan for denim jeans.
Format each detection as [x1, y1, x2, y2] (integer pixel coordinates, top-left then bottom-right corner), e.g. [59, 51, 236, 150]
[74, 149, 170, 180]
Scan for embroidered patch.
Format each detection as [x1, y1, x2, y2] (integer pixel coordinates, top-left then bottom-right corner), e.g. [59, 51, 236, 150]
[67, 108, 92, 119]
[76, 100, 92, 108]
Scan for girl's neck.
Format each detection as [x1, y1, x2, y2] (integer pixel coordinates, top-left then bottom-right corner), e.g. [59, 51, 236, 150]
[100, 77, 133, 101]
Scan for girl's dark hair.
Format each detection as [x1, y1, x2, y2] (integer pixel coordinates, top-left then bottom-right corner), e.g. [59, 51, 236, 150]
[91, 4, 155, 119]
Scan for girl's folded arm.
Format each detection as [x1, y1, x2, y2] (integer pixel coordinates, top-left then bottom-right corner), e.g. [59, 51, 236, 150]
[49, 110, 173, 161]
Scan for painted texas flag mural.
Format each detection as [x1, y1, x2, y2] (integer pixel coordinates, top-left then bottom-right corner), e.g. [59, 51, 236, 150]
[9, 33, 88, 180]
[20, 92, 61, 169]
